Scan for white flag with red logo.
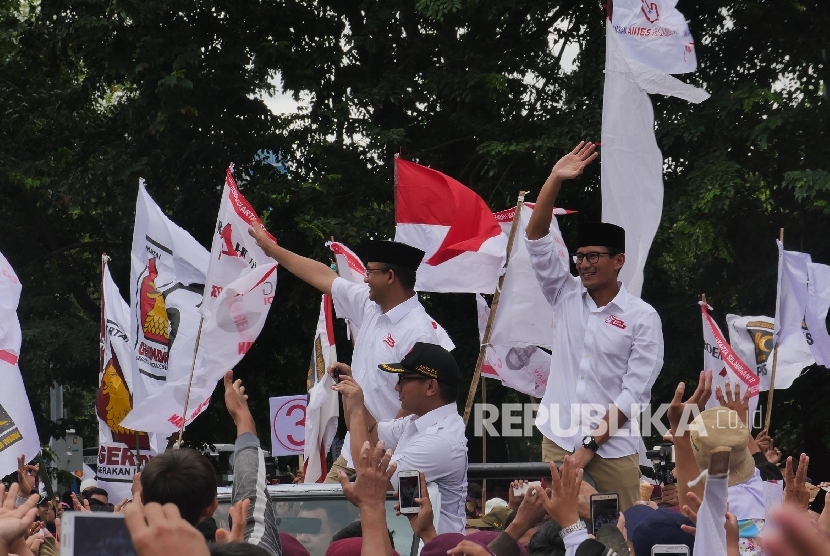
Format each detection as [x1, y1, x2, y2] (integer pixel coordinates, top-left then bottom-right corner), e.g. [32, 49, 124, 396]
[203, 166, 276, 318]
[303, 295, 339, 482]
[395, 158, 507, 294]
[0, 251, 41, 478]
[98, 259, 160, 501]
[128, 181, 209, 408]
[701, 303, 761, 421]
[612, 0, 699, 75]
[122, 262, 277, 433]
[602, 6, 708, 297]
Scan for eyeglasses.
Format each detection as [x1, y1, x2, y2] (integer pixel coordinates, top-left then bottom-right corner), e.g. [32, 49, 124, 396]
[572, 252, 613, 265]
[397, 374, 430, 385]
[364, 267, 391, 277]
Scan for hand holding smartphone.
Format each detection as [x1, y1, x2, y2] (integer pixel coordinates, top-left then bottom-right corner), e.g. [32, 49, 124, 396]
[589, 493, 619, 533]
[61, 513, 137, 556]
[398, 470, 421, 515]
[651, 545, 690, 555]
[513, 481, 542, 497]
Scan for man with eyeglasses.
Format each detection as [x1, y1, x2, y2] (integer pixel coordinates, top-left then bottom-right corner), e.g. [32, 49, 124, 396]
[524, 141, 664, 511]
[332, 342, 467, 534]
[247, 228, 453, 482]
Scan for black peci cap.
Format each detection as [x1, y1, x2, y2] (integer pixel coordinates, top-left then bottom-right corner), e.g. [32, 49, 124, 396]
[379, 342, 460, 385]
[577, 222, 625, 252]
[356, 240, 425, 272]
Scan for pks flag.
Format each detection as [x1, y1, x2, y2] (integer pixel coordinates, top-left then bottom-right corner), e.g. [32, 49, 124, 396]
[327, 240, 455, 351]
[270, 396, 307, 457]
[122, 262, 277, 434]
[773, 240, 813, 355]
[806, 261, 830, 368]
[611, 0, 699, 74]
[203, 166, 276, 318]
[98, 258, 160, 501]
[129, 181, 209, 407]
[701, 303, 761, 420]
[0, 251, 41, 478]
[303, 295, 340, 483]
[726, 314, 813, 391]
[395, 158, 507, 293]
[601, 6, 709, 297]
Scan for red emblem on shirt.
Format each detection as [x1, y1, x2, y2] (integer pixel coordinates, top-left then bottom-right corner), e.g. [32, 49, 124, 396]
[605, 315, 626, 330]
[431, 321, 438, 329]
[383, 334, 396, 347]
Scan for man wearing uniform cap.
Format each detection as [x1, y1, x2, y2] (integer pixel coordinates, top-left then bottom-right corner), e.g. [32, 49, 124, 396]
[248, 228, 454, 481]
[525, 142, 664, 511]
[333, 342, 468, 534]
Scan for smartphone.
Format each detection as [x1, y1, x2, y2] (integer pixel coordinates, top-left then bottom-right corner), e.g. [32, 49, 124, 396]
[651, 545, 690, 555]
[398, 470, 421, 515]
[61, 513, 137, 556]
[590, 493, 619, 533]
[513, 481, 542, 497]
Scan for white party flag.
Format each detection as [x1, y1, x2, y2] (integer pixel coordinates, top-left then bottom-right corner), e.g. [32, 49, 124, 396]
[0, 251, 41, 478]
[97, 258, 160, 501]
[129, 181, 209, 407]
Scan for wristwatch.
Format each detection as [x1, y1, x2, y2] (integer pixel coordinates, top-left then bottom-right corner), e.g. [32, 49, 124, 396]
[559, 520, 587, 539]
[582, 435, 599, 452]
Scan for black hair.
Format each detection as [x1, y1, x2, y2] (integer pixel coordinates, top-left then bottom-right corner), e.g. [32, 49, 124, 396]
[140, 448, 218, 526]
[527, 520, 566, 556]
[331, 520, 395, 549]
[386, 264, 416, 290]
[438, 382, 459, 404]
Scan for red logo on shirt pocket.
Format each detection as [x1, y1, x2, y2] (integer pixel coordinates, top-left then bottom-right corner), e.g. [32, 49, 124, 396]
[605, 315, 626, 329]
[383, 334, 396, 347]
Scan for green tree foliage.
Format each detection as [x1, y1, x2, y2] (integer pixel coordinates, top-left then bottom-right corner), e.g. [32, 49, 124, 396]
[1, 0, 828, 473]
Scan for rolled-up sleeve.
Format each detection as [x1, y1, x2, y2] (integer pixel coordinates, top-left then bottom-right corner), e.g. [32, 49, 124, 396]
[524, 232, 579, 309]
[613, 310, 664, 419]
[331, 277, 370, 328]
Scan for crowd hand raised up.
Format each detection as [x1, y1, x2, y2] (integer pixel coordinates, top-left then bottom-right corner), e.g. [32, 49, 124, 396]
[715, 380, 752, 426]
[783, 453, 810, 509]
[332, 374, 365, 414]
[505, 484, 549, 541]
[70, 493, 91, 512]
[16, 455, 39, 497]
[223, 369, 256, 436]
[0, 483, 38, 556]
[338, 440, 396, 509]
[507, 480, 527, 510]
[549, 142, 599, 182]
[248, 223, 277, 252]
[124, 500, 210, 556]
[667, 370, 712, 435]
[215, 499, 249, 544]
[762, 504, 830, 556]
[679, 491, 702, 535]
[537, 456, 583, 528]
[394, 471, 436, 543]
[756, 430, 783, 464]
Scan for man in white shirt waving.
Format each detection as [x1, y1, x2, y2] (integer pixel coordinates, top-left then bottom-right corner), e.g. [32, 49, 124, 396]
[525, 141, 664, 510]
[333, 342, 468, 534]
[248, 228, 453, 481]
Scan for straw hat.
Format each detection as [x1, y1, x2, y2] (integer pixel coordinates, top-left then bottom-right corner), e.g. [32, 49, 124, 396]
[688, 407, 755, 487]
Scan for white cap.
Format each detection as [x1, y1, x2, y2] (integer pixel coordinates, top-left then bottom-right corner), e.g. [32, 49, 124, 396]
[484, 497, 508, 515]
[79, 479, 98, 492]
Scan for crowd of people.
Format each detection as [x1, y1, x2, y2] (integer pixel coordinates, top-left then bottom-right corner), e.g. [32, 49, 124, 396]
[1, 142, 829, 555]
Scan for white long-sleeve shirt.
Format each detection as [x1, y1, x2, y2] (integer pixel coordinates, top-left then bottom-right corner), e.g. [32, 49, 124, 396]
[331, 277, 453, 467]
[525, 231, 664, 458]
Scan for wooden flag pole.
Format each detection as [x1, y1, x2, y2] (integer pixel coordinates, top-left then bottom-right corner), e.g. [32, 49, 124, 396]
[765, 228, 785, 431]
[175, 317, 205, 449]
[462, 191, 527, 425]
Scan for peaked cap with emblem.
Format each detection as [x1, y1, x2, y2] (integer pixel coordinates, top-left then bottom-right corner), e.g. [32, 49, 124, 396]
[379, 342, 460, 385]
[578, 222, 625, 253]
[356, 240, 425, 272]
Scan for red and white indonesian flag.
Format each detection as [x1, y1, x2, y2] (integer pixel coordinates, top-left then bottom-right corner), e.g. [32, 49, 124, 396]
[775, 240, 830, 369]
[203, 166, 276, 318]
[602, 3, 708, 297]
[303, 295, 340, 483]
[473, 205, 572, 398]
[726, 314, 813, 391]
[122, 262, 277, 433]
[128, 181, 209, 407]
[98, 259, 159, 501]
[395, 158, 507, 294]
[0, 251, 41, 478]
[701, 303, 761, 419]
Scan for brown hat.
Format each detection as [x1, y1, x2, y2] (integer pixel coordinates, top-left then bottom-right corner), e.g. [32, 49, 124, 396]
[466, 505, 511, 529]
[688, 407, 755, 486]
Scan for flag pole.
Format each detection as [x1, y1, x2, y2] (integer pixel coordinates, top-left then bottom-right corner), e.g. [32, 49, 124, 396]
[462, 191, 527, 425]
[765, 228, 785, 431]
[175, 317, 205, 448]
